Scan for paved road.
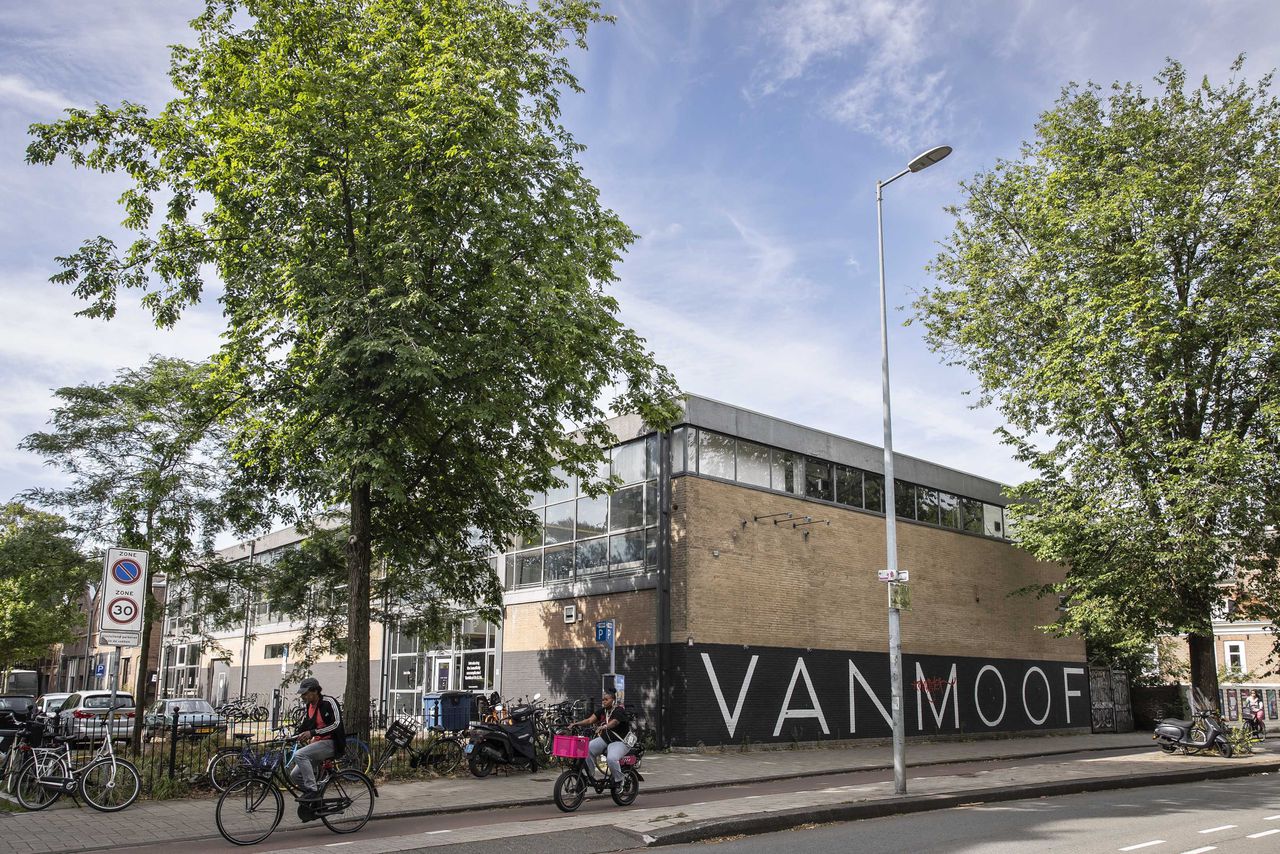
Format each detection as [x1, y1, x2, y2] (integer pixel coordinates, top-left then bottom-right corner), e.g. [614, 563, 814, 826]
[650, 775, 1280, 854]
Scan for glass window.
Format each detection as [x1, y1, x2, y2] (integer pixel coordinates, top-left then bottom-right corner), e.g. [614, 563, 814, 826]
[512, 507, 544, 549]
[938, 492, 960, 528]
[644, 481, 657, 526]
[526, 488, 545, 509]
[609, 531, 646, 570]
[610, 485, 644, 531]
[503, 554, 515, 589]
[916, 487, 940, 524]
[961, 498, 983, 533]
[545, 501, 575, 544]
[576, 537, 609, 577]
[646, 527, 658, 567]
[772, 451, 801, 494]
[805, 459, 833, 501]
[983, 504, 1004, 538]
[546, 466, 575, 504]
[698, 431, 735, 480]
[1225, 642, 1246, 673]
[834, 465, 862, 507]
[576, 494, 608, 537]
[515, 551, 543, 586]
[895, 480, 916, 519]
[670, 427, 687, 473]
[544, 544, 573, 582]
[612, 440, 648, 485]
[735, 440, 772, 488]
[646, 434, 659, 479]
[864, 473, 885, 512]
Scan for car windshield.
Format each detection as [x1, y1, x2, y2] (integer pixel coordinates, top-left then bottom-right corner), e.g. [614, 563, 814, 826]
[0, 698, 29, 711]
[172, 700, 215, 714]
[84, 694, 134, 709]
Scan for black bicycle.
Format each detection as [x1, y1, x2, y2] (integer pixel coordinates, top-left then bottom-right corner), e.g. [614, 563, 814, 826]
[550, 727, 642, 812]
[215, 737, 376, 846]
[370, 715, 465, 776]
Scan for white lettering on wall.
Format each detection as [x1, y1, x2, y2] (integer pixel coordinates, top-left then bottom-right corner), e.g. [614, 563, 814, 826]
[774, 657, 830, 737]
[1021, 667, 1051, 725]
[915, 662, 960, 731]
[1062, 667, 1085, 724]
[974, 664, 1007, 727]
[848, 661, 893, 733]
[701, 652, 758, 738]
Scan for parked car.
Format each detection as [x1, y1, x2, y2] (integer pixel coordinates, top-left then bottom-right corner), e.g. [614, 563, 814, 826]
[34, 693, 72, 717]
[0, 695, 35, 723]
[55, 691, 135, 744]
[143, 698, 225, 740]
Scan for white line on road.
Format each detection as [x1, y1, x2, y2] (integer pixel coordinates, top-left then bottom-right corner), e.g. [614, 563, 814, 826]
[1247, 829, 1280, 839]
[1266, 815, 1280, 821]
[425, 830, 452, 835]
[324, 844, 353, 848]
[1198, 825, 1236, 833]
[1179, 847, 1215, 854]
[1120, 843, 1165, 851]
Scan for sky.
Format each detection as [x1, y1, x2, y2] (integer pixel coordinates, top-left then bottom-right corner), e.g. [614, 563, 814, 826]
[2, 0, 1278, 510]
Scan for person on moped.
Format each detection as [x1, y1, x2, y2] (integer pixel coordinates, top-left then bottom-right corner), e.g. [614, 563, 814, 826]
[569, 690, 630, 788]
[290, 677, 345, 800]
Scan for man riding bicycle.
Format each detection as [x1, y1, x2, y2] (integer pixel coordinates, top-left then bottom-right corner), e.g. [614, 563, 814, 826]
[569, 690, 630, 788]
[290, 677, 345, 800]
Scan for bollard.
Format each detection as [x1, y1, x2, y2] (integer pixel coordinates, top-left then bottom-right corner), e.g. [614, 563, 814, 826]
[168, 707, 180, 780]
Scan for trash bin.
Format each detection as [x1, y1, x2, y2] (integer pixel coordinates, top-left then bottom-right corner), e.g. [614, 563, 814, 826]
[439, 691, 473, 732]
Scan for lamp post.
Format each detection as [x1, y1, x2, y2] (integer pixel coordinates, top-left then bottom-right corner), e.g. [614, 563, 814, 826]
[876, 144, 951, 795]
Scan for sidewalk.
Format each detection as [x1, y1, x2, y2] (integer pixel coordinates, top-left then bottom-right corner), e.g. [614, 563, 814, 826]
[2, 731, 1275, 853]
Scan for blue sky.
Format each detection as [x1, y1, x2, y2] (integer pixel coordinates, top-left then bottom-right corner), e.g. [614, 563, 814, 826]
[2, 0, 1278, 508]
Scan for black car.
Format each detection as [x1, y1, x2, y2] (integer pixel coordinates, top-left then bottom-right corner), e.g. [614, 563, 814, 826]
[0, 695, 35, 723]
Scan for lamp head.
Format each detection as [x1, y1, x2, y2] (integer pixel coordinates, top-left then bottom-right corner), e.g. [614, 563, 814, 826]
[907, 145, 952, 173]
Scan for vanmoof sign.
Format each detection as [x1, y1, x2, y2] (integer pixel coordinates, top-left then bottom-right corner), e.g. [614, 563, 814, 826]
[684, 644, 1087, 744]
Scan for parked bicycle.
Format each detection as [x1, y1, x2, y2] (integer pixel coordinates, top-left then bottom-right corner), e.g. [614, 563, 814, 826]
[219, 694, 269, 723]
[550, 727, 642, 812]
[13, 710, 141, 812]
[369, 714, 465, 777]
[207, 727, 302, 793]
[214, 734, 376, 846]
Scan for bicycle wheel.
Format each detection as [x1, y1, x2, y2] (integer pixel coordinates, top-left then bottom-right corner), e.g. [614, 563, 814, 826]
[425, 739, 464, 775]
[319, 770, 375, 834]
[253, 706, 269, 722]
[15, 754, 69, 811]
[216, 776, 283, 846]
[339, 738, 371, 774]
[79, 757, 141, 812]
[611, 768, 640, 806]
[553, 769, 585, 812]
[208, 748, 249, 793]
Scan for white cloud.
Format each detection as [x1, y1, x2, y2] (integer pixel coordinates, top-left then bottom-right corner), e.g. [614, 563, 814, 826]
[748, 0, 952, 150]
[0, 74, 71, 112]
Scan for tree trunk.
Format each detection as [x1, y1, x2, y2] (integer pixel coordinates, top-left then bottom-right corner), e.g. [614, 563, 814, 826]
[1187, 631, 1219, 709]
[345, 476, 373, 742]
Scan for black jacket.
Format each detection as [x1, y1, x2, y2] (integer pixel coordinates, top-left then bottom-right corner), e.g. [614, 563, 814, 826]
[295, 695, 346, 753]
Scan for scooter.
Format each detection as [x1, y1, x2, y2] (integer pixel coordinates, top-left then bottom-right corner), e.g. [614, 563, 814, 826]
[1152, 693, 1233, 758]
[466, 693, 541, 777]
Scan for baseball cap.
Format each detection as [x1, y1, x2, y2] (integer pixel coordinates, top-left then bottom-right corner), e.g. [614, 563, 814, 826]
[297, 677, 321, 695]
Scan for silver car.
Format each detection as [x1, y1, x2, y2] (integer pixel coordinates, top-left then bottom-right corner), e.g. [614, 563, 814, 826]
[55, 691, 136, 744]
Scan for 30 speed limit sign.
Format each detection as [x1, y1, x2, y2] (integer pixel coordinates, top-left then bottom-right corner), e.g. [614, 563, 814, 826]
[99, 547, 148, 646]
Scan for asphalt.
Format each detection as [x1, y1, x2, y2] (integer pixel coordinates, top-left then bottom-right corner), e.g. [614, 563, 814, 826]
[2, 730, 1277, 853]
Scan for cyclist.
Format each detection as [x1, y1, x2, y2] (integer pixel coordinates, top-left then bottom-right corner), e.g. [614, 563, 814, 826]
[569, 690, 630, 789]
[290, 677, 345, 800]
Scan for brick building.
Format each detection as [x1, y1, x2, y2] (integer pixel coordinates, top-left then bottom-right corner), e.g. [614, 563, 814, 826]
[159, 394, 1088, 745]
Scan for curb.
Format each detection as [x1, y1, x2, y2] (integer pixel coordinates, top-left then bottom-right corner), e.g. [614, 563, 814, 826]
[629, 759, 1280, 847]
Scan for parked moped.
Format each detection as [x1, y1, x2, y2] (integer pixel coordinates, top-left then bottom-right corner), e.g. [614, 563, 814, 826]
[1152, 688, 1233, 757]
[465, 693, 541, 777]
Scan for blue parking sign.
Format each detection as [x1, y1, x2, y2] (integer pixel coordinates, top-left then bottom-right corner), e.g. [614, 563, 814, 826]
[595, 620, 614, 646]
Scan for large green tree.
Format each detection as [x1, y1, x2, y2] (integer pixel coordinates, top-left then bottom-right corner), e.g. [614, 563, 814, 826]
[20, 356, 259, 746]
[913, 58, 1280, 700]
[27, 0, 678, 737]
[0, 504, 95, 669]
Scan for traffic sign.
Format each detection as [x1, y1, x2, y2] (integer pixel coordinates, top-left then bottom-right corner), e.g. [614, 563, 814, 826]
[595, 619, 614, 646]
[95, 663, 106, 678]
[99, 547, 147, 646]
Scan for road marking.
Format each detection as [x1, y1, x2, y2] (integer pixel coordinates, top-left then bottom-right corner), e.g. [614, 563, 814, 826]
[1266, 815, 1280, 821]
[425, 830, 452, 835]
[1199, 825, 1236, 833]
[1247, 829, 1280, 839]
[1120, 843, 1165, 851]
[324, 844, 353, 848]
[1179, 847, 1215, 854]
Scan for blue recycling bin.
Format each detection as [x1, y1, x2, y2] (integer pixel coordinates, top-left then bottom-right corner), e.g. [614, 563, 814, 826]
[423, 693, 442, 729]
[439, 691, 473, 732]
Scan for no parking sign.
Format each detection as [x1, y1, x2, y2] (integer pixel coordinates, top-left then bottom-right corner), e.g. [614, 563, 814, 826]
[99, 547, 148, 647]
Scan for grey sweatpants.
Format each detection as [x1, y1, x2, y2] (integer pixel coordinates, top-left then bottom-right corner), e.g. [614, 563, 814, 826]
[588, 736, 629, 783]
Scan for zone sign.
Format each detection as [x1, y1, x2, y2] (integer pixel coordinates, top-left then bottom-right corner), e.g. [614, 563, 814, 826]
[100, 547, 148, 635]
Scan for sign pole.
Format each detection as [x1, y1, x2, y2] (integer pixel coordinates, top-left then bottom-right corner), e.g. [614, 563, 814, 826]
[107, 645, 122, 734]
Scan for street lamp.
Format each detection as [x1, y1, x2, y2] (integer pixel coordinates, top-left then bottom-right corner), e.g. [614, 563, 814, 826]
[875, 144, 951, 795]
